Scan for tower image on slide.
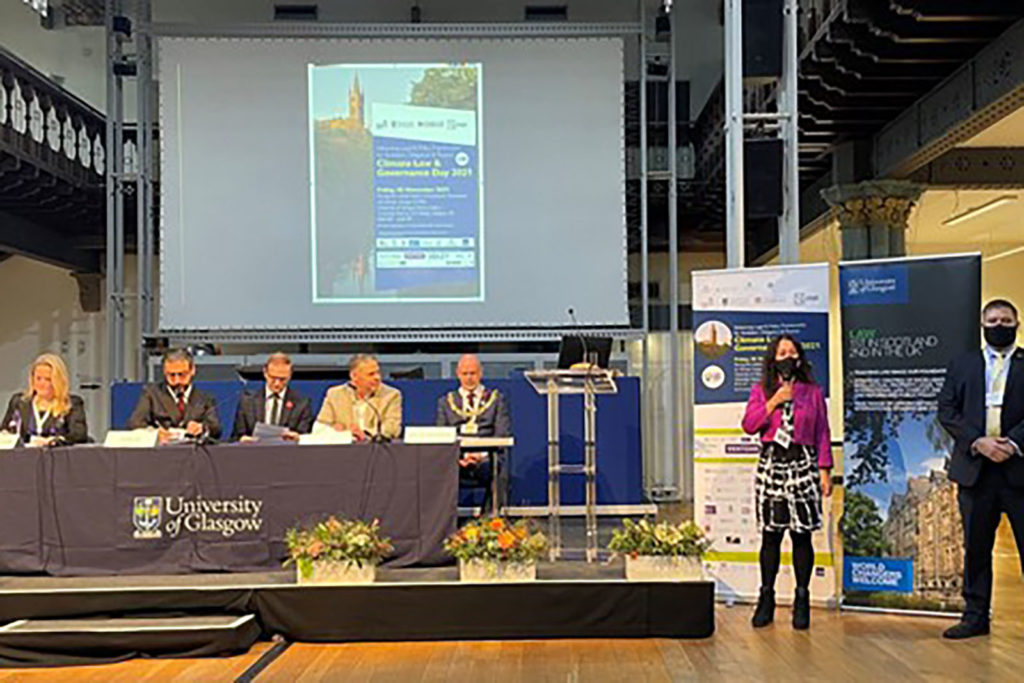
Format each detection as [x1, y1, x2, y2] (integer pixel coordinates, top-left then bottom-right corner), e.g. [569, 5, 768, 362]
[328, 73, 366, 132]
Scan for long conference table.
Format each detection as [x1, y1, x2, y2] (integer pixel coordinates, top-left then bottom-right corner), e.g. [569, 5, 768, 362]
[0, 442, 458, 576]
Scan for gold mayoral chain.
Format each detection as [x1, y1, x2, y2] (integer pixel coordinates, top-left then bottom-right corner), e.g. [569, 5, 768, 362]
[446, 389, 498, 435]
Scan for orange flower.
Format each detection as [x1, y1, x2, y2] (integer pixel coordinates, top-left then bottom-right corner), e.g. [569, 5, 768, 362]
[489, 518, 505, 532]
[497, 530, 516, 550]
[307, 540, 325, 557]
[514, 525, 528, 540]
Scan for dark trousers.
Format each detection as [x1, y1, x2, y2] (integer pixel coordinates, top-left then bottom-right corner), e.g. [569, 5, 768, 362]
[460, 458, 495, 513]
[957, 462, 1024, 623]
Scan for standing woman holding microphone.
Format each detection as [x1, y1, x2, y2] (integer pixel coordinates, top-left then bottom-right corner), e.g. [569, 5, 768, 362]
[742, 334, 832, 630]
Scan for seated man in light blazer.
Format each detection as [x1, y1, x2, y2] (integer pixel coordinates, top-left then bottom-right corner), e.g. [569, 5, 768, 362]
[436, 354, 512, 512]
[231, 352, 314, 441]
[317, 354, 402, 441]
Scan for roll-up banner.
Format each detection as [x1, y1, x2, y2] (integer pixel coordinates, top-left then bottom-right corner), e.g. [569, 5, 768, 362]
[693, 264, 836, 603]
[839, 254, 980, 613]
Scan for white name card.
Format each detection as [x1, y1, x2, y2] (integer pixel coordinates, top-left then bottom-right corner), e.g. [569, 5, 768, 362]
[299, 426, 353, 446]
[0, 432, 18, 450]
[404, 426, 457, 445]
[104, 429, 159, 448]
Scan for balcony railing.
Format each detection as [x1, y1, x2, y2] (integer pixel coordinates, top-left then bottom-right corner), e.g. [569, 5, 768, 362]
[0, 43, 105, 182]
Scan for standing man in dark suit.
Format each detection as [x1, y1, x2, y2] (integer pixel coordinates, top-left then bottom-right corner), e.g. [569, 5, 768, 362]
[231, 352, 314, 441]
[938, 299, 1024, 639]
[127, 348, 221, 444]
[436, 354, 512, 512]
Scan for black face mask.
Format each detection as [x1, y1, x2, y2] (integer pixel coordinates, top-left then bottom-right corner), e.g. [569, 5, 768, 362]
[984, 324, 1018, 350]
[775, 358, 799, 381]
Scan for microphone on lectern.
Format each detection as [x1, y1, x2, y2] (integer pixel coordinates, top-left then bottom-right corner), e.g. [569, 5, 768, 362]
[567, 307, 593, 367]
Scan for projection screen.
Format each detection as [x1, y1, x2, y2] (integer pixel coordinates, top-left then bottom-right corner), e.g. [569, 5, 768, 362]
[158, 37, 628, 335]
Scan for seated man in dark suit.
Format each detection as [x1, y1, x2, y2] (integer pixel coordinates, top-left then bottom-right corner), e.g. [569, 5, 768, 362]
[127, 348, 221, 444]
[436, 354, 512, 512]
[231, 352, 314, 441]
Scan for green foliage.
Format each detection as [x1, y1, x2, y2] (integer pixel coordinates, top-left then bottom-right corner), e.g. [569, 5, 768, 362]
[284, 517, 393, 577]
[845, 590, 962, 612]
[444, 516, 547, 563]
[844, 409, 901, 487]
[608, 518, 711, 558]
[840, 492, 891, 557]
[408, 67, 478, 110]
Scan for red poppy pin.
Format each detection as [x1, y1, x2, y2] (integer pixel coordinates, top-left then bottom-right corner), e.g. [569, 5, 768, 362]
[285, 401, 293, 409]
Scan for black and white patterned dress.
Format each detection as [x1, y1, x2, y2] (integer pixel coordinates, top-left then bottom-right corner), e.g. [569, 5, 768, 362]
[755, 402, 822, 533]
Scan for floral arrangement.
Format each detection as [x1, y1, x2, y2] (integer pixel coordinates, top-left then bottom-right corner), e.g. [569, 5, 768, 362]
[444, 516, 548, 563]
[284, 516, 393, 578]
[608, 518, 711, 558]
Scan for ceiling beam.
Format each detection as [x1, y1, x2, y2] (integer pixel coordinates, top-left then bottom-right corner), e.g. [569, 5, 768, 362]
[0, 209, 100, 272]
[908, 147, 1024, 188]
[875, 17, 1024, 177]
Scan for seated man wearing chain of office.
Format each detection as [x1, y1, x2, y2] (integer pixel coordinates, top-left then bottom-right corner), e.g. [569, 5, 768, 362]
[436, 354, 512, 511]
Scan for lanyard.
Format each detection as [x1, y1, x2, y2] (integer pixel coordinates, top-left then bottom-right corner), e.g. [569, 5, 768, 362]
[32, 401, 52, 436]
[985, 350, 1013, 392]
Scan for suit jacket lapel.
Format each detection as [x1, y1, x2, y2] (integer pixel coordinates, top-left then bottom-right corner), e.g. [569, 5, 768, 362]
[157, 384, 180, 424]
[1007, 348, 1024, 386]
[972, 352, 988, 427]
[183, 387, 203, 424]
[183, 390, 197, 423]
[1006, 350, 1024, 411]
[256, 389, 266, 423]
[277, 388, 294, 426]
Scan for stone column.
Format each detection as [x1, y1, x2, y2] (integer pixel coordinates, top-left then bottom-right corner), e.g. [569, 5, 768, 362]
[821, 181, 924, 260]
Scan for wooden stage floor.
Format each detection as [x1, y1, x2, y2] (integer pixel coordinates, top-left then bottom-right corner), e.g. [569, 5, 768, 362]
[1, 520, 1020, 682]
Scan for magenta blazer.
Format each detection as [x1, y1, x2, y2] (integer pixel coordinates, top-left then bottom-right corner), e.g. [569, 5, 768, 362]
[741, 381, 833, 468]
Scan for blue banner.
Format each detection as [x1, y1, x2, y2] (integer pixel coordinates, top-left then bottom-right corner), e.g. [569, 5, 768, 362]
[844, 556, 914, 593]
[840, 263, 910, 307]
[840, 254, 980, 613]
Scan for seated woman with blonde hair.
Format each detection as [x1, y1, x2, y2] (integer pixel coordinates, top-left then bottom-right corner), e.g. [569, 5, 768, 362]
[2, 353, 89, 446]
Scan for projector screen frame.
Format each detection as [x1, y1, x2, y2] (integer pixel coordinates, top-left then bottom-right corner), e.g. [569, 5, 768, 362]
[149, 21, 644, 343]
[144, 325, 642, 345]
[149, 22, 642, 40]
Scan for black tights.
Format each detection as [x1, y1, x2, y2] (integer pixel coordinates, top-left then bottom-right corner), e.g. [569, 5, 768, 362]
[759, 529, 813, 590]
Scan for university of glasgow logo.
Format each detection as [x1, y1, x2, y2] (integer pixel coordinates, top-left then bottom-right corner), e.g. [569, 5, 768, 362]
[133, 496, 163, 539]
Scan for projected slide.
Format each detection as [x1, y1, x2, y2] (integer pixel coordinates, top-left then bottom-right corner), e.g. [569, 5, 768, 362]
[309, 63, 484, 303]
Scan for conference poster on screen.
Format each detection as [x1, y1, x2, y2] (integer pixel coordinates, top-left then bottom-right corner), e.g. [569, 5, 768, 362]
[308, 62, 484, 303]
[692, 264, 836, 604]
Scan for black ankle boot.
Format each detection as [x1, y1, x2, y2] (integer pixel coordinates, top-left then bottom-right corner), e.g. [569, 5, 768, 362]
[793, 587, 810, 630]
[751, 587, 775, 628]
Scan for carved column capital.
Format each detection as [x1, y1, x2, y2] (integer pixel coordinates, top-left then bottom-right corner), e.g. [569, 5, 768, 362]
[821, 180, 924, 232]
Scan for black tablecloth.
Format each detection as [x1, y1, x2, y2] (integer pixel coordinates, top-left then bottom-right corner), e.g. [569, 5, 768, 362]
[0, 442, 458, 576]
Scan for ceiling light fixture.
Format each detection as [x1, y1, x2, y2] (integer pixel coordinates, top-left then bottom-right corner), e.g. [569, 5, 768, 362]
[941, 194, 1018, 227]
[984, 244, 1024, 263]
